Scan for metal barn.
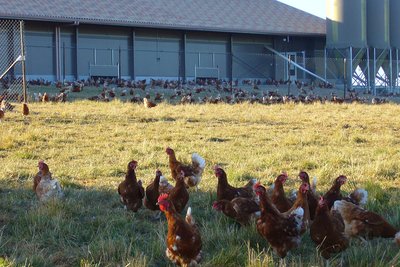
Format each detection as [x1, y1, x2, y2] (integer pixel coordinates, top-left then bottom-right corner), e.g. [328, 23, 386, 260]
[0, 0, 326, 82]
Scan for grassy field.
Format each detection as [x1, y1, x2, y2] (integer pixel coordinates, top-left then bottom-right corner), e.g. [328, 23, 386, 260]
[0, 101, 399, 266]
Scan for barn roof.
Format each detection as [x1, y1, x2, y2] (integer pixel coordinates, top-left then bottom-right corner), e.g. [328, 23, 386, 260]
[0, 0, 326, 36]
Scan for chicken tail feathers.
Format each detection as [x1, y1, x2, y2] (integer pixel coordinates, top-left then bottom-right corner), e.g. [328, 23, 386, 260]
[291, 207, 304, 232]
[311, 176, 317, 193]
[159, 175, 167, 184]
[349, 188, 368, 206]
[289, 189, 298, 203]
[395, 231, 400, 247]
[185, 207, 194, 226]
[192, 153, 206, 172]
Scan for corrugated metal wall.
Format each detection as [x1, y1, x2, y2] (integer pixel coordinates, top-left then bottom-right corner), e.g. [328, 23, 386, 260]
[60, 27, 76, 80]
[23, 22, 323, 81]
[186, 32, 229, 79]
[233, 35, 273, 79]
[135, 30, 181, 78]
[25, 24, 56, 80]
[78, 25, 132, 79]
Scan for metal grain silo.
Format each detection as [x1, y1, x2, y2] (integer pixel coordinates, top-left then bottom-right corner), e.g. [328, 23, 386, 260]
[390, 0, 400, 49]
[367, 0, 390, 49]
[326, 0, 367, 49]
[367, 0, 391, 93]
[391, 0, 400, 90]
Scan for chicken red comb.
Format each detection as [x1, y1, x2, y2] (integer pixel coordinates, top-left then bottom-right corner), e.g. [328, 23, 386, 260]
[253, 181, 262, 190]
[282, 171, 288, 177]
[37, 160, 45, 168]
[213, 165, 221, 170]
[158, 193, 169, 203]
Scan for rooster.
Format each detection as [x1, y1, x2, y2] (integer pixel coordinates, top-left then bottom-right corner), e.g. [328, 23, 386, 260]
[323, 175, 347, 209]
[157, 194, 202, 266]
[310, 197, 349, 261]
[333, 200, 400, 243]
[214, 165, 256, 201]
[168, 170, 189, 214]
[144, 169, 163, 219]
[34, 161, 64, 201]
[117, 160, 145, 212]
[271, 172, 293, 212]
[213, 197, 260, 226]
[254, 183, 304, 263]
[166, 147, 206, 190]
[299, 171, 318, 220]
[143, 97, 156, 108]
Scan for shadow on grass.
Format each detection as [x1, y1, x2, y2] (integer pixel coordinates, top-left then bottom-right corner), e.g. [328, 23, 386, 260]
[0, 181, 262, 267]
[1, 179, 398, 267]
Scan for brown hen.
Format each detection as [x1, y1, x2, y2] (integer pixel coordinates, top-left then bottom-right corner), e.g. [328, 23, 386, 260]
[214, 165, 256, 201]
[323, 175, 347, 209]
[158, 194, 202, 266]
[213, 197, 260, 226]
[254, 183, 304, 263]
[310, 197, 349, 260]
[117, 160, 145, 212]
[271, 172, 293, 212]
[166, 147, 206, 190]
[334, 200, 400, 243]
[299, 171, 318, 220]
[168, 170, 189, 214]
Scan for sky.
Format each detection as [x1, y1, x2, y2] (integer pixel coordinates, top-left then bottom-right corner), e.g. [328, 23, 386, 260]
[277, 0, 326, 19]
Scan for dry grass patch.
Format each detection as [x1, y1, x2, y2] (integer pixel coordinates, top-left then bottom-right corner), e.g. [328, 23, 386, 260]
[0, 101, 399, 266]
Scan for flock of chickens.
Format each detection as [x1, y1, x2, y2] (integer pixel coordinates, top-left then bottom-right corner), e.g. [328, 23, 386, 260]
[21, 77, 392, 106]
[32, 147, 400, 266]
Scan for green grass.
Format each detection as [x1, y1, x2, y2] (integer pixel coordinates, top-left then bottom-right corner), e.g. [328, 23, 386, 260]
[0, 101, 399, 266]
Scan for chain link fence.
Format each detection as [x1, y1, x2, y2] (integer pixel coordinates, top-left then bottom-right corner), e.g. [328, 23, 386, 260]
[0, 20, 26, 104]
[19, 34, 400, 97]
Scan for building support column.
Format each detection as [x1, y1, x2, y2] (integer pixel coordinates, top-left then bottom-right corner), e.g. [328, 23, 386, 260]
[75, 26, 79, 80]
[55, 26, 61, 81]
[397, 49, 399, 93]
[373, 48, 376, 95]
[366, 48, 370, 93]
[389, 49, 393, 93]
[131, 29, 135, 80]
[324, 48, 327, 82]
[349, 46, 353, 92]
[181, 32, 186, 82]
[229, 35, 233, 84]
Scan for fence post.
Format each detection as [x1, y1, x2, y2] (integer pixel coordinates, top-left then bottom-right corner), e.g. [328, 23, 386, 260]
[20, 21, 27, 103]
[343, 58, 346, 99]
[324, 48, 327, 82]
